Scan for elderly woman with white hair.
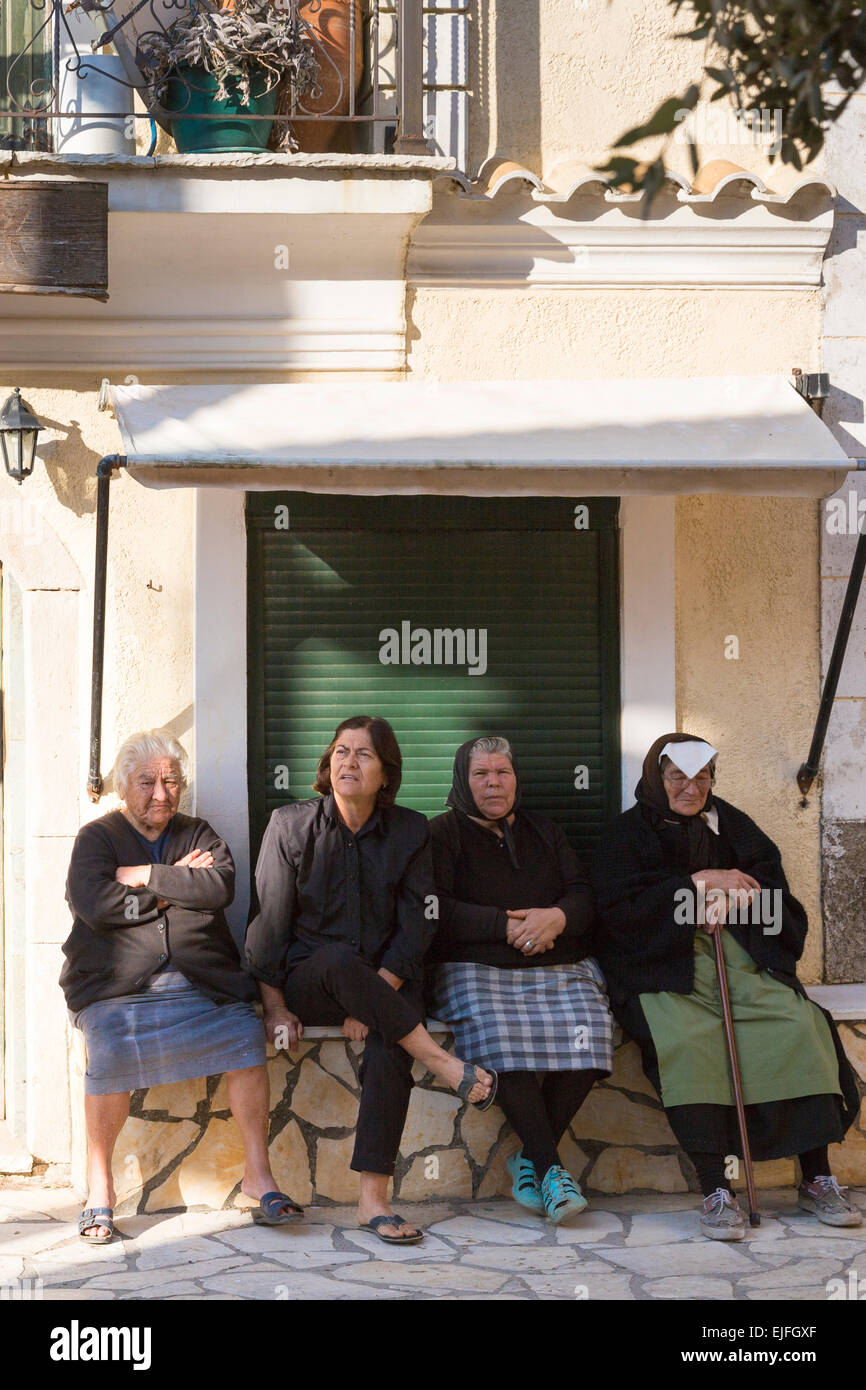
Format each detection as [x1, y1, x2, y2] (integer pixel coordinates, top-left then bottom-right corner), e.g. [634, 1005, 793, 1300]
[60, 729, 303, 1243]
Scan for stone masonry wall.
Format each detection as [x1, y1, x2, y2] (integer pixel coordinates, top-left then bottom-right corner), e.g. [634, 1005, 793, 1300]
[70, 1023, 866, 1215]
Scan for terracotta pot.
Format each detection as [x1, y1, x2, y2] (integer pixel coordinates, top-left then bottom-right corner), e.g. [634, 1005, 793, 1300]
[289, 0, 364, 153]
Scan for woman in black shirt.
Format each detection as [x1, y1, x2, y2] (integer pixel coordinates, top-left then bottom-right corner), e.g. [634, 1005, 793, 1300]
[246, 715, 497, 1246]
[428, 736, 614, 1223]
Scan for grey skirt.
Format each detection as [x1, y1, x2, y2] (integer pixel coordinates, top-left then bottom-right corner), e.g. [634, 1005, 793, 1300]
[73, 966, 266, 1095]
[427, 957, 615, 1072]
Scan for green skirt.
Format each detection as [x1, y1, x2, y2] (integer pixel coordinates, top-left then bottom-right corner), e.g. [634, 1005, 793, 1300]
[640, 931, 841, 1109]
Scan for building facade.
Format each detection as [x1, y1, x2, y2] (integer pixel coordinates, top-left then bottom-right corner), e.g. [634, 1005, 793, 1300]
[0, 0, 863, 1198]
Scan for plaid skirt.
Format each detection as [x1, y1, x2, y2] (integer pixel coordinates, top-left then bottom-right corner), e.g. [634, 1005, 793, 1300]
[427, 957, 615, 1072]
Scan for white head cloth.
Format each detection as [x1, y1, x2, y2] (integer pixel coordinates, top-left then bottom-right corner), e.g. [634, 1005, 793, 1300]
[659, 739, 718, 778]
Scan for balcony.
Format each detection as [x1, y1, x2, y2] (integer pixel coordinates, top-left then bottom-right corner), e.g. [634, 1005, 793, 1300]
[0, 1, 458, 333]
[0, 0, 464, 161]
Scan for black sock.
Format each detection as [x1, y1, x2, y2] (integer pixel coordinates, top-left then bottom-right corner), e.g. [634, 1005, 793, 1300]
[542, 1069, 606, 1143]
[799, 1146, 830, 1184]
[495, 1071, 560, 1180]
[689, 1151, 730, 1197]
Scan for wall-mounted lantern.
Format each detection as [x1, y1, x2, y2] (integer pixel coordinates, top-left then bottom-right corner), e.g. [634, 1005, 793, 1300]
[0, 388, 43, 484]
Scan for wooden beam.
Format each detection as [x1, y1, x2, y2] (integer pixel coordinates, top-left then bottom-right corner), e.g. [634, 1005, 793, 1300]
[0, 179, 109, 300]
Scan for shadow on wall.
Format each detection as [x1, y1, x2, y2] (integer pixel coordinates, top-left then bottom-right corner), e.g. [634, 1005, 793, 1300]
[98, 704, 196, 804]
[471, 0, 541, 179]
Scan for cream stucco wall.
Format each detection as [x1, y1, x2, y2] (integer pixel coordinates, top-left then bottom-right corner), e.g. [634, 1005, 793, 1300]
[467, 0, 794, 181]
[406, 288, 822, 381]
[0, 383, 196, 801]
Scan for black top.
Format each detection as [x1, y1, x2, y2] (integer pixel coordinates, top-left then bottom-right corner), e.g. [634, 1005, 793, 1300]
[591, 797, 809, 1005]
[244, 794, 436, 988]
[428, 808, 595, 968]
[60, 810, 255, 1013]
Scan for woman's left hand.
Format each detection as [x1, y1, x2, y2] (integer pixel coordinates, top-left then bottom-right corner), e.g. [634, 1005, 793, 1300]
[506, 907, 566, 956]
[174, 848, 215, 869]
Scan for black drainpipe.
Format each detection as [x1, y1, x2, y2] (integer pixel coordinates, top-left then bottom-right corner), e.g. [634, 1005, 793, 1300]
[88, 455, 127, 801]
[797, 513, 866, 797]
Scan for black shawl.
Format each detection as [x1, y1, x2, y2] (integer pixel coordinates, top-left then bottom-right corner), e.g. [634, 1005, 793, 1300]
[446, 737, 522, 869]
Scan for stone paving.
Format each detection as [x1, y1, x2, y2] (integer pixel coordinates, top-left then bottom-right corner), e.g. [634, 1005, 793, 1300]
[2, 1181, 866, 1300]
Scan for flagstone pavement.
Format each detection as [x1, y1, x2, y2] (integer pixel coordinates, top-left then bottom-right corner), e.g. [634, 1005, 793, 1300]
[2, 1182, 865, 1300]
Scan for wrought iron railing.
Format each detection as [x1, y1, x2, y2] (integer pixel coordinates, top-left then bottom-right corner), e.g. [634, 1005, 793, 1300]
[0, 0, 429, 156]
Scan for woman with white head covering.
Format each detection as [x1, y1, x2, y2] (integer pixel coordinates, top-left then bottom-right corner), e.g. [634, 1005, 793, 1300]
[593, 731, 861, 1241]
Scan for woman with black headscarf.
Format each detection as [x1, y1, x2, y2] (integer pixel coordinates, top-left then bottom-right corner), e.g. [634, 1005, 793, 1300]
[427, 736, 614, 1224]
[593, 731, 861, 1240]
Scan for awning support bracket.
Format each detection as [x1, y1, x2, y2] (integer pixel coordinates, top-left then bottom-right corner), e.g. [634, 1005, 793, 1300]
[88, 454, 127, 802]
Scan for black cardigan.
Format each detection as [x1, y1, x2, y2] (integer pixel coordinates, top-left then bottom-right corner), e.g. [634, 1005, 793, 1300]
[592, 797, 808, 1002]
[428, 807, 595, 968]
[60, 810, 257, 1012]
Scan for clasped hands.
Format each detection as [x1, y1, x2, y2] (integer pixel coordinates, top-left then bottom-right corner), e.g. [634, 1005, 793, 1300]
[690, 868, 761, 934]
[114, 847, 215, 909]
[505, 906, 566, 956]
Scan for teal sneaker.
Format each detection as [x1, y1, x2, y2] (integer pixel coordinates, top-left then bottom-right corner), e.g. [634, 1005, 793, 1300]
[540, 1164, 588, 1224]
[506, 1149, 544, 1213]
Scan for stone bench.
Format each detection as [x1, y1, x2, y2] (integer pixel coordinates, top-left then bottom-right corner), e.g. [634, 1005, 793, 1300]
[67, 989, 866, 1215]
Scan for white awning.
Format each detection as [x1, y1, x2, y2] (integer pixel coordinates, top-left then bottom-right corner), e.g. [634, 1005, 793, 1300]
[111, 376, 854, 496]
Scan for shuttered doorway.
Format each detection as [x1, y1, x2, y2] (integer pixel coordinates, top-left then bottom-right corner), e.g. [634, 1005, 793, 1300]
[247, 494, 620, 866]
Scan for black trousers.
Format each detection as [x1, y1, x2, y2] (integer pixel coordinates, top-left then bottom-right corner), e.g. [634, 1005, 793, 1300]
[283, 942, 424, 1177]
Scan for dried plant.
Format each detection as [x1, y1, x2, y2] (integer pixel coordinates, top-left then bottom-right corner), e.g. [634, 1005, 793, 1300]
[138, 0, 319, 106]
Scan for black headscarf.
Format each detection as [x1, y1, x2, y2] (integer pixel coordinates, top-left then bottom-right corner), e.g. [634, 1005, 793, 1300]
[446, 736, 522, 869]
[636, 730, 720, 873]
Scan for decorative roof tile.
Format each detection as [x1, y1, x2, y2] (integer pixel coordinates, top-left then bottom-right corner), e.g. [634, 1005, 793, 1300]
[436, 155, 836, 207]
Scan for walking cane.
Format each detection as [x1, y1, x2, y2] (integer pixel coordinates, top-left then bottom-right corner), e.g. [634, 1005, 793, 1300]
[711, 920, 761, 1227]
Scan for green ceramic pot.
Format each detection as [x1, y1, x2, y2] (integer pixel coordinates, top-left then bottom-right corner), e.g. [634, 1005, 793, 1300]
[164, 64, 277, 154]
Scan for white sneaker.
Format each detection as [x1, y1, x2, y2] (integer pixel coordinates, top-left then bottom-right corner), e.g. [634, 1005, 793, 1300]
[700, 1187, 746, 1241]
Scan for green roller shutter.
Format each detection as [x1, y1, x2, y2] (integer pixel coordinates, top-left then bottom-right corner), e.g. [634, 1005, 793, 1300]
[0, 1, 52, 151]
[247, 494, 620, 868]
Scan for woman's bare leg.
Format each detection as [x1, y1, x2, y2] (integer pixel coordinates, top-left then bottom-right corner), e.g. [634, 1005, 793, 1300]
[226, 1065, 292, 1205]
[82, 1091, 130, 1237]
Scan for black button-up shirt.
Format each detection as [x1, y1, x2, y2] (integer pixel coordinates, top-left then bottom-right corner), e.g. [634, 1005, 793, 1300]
[244, 794, 436, 989]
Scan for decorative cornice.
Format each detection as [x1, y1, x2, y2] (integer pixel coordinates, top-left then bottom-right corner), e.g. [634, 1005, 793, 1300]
[409, 185, 835, 290]
[0, 165, 433, 375]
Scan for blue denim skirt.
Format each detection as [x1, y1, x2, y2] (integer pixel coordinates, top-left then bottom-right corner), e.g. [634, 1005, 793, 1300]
[74, 966, 266, 1095]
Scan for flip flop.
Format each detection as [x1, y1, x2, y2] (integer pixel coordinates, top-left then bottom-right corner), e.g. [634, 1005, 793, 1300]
[252, 1190, 305, 1226]
[78, 1207, 117, 1244]
[457, 1061, 499, 1112]
[361, 1213, 424, 1245]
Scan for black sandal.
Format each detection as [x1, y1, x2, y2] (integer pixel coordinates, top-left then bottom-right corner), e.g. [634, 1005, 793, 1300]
[78, 1207, 117, 1244]
[252, 1190, 305, 1225]
[361, 1213, 423, 1245]
[457, 1061, 498, 1112]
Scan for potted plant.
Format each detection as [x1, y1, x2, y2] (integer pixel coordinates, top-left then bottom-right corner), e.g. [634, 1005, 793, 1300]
[137, 0, 319, 154]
